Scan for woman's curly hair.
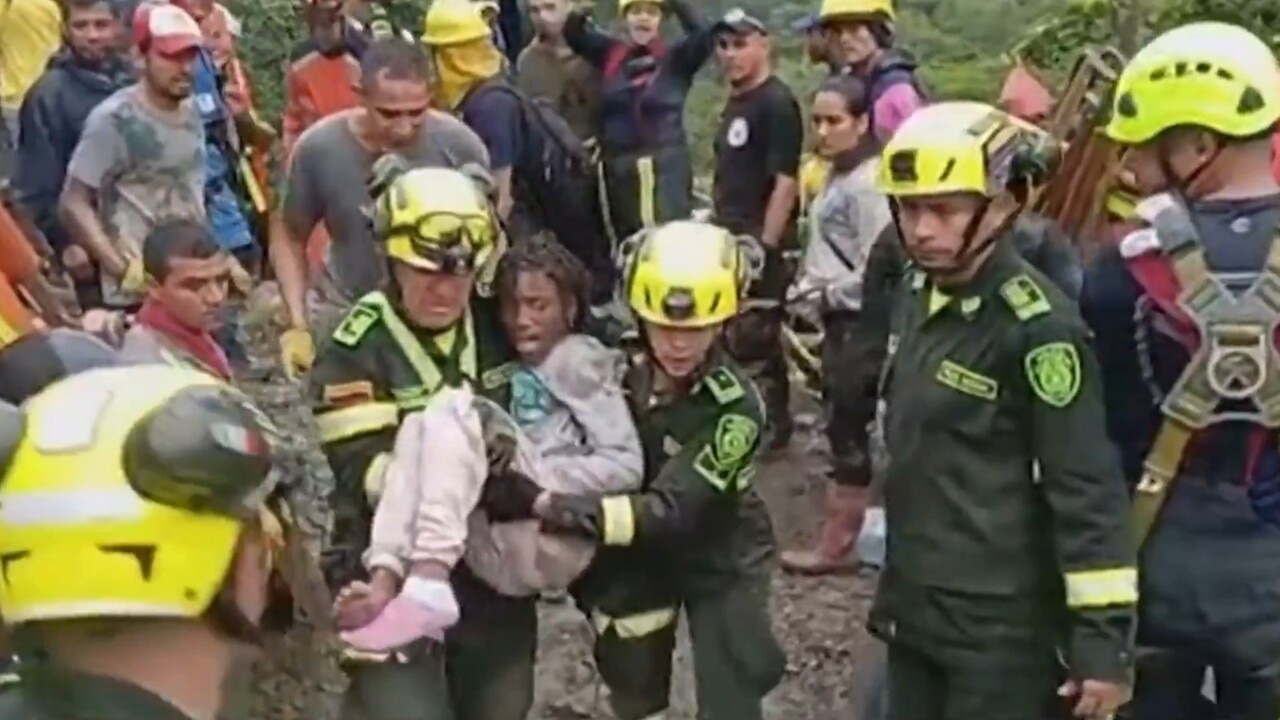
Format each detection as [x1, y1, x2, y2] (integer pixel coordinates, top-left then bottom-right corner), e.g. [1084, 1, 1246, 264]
[494, 236, 592, 330]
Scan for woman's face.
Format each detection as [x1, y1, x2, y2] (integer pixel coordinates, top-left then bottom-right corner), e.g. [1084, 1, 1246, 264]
[625, 2, 663, 46]
[811, 90, 866, 158]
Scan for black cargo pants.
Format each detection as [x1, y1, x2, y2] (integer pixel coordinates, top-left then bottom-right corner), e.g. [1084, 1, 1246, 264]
[593, 576, 785, 720]
[727, 249, 793, 447]
[340, 566, 537, 720]
[822, 310, 885, 486]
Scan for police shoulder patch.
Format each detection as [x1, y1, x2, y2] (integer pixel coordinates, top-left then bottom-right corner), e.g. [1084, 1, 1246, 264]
[703, 366, 745, 405]
[693, 412, 760, 492]
[333, 303, 382, 348]
[1024, 341, 1081, 408]
[999, 275, 1052, 322]
[323, 380, 375, 407]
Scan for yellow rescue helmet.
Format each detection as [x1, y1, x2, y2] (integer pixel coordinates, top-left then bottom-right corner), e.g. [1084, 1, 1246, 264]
[624, 221, 752, 328]
[421, 0, 490, 46]
[375, 166, 496, 274]
[619, 0, 662, 15]
[0, 366, 278, 624]
[818, 0, 894, 24]
[1104, 22, 1280, 145]
[878, 101, 1059, 198]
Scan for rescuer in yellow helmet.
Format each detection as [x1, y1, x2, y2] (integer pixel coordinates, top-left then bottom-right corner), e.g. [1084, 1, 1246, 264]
[308, 165, 540, 720]
[870, 101, 1137, 720]
[1084, 22, 1280, 719]
[817, 0, 924, 143]
[505, 220, 783, 720]
[0, 365, 294, 719]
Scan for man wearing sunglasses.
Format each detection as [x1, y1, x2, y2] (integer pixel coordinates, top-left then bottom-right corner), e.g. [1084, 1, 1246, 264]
[309, 167, 533, 720]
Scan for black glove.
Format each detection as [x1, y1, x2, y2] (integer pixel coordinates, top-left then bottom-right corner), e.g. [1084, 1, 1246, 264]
[480, 469, 542, 522]
[540, 493, 605, 541]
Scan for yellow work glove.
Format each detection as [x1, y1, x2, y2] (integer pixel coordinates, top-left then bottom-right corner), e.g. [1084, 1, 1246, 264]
[120, 257, 149, 294]
[280, 327, 315, 379]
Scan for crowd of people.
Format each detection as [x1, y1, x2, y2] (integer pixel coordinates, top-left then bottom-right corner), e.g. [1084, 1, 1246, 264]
[0, 1, 1279, 720]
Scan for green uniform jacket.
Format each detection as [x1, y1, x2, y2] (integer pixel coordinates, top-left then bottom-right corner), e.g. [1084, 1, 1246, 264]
[309, 290, 517, 589]
[575, 354, 776, 616]
[0, 665, 194, 719]
[871, 243, 1137, 682]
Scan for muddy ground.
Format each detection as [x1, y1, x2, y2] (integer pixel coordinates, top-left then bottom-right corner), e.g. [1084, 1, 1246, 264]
[238, 286, 878, 720]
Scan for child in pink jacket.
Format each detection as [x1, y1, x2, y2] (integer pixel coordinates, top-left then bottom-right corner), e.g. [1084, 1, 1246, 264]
[335, 237, 643, 652]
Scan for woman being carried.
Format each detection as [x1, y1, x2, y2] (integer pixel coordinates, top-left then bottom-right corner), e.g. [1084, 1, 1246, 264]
[335, 237, 644, 651]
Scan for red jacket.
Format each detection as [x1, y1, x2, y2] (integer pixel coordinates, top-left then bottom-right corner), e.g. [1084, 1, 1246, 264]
[1272, 129, 1280, 183]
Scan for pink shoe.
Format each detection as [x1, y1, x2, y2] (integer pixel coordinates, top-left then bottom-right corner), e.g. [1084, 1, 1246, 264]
[339, 577, 460, 652]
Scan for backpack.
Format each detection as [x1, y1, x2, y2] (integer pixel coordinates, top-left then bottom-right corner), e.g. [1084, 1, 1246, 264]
[468, 80, 609, 269]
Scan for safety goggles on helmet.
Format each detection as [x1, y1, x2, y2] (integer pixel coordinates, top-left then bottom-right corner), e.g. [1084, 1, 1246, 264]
[384, 211, 494, 275]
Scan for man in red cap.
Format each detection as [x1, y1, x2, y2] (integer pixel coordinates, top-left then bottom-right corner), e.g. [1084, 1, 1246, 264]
[59, 2, 208, 313]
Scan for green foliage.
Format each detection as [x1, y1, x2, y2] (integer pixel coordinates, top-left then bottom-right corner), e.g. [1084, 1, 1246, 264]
[225, 0, 428, 123]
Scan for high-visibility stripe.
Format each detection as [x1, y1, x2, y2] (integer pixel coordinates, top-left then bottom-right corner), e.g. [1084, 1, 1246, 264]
[601, 495, 635, 546]
[363, 451, 393, 503]
[637, 156, 656, 228]
[591, 607, 677, 639]
[316, 402, 398, 443]
[0, 487, 144, 526]
[1064, 567, 1138, 608]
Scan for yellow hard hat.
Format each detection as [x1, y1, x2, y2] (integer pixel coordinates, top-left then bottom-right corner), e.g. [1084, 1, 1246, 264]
[619, 0, 663, 15]
[375, 167, 496, 274]
[421, 0, 490, 46]
[818, 0, 894, 24]
[623, 221, 750, 328]
[0, 366, 279, 624]
[1104, 22, 1280, 144]
[878, 101, 1059, 198]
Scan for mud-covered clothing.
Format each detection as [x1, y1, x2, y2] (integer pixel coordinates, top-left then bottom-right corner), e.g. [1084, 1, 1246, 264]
[711, 75, 803, 243]
[282, 110, 489, 308]
[66, 85, 206, 308]
[310, 290, 517, 591]
[365, 335, 642, 596]
[0, 665, 194, 720]
[563, 355, 782, 719]
[564, 0, 713, 239]
[11, 50, 133, 255]
[1081, 195, 1280, 719]
[873, 242, 1136, 703]
[516, 40, 600, 143]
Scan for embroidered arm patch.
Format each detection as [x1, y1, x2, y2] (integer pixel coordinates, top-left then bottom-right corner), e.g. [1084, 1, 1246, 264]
[1024, 341, 1081, 408]
[692, 413, 759, 492]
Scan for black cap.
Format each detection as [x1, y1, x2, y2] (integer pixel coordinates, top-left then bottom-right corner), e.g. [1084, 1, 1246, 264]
[713, 7, 767, 36]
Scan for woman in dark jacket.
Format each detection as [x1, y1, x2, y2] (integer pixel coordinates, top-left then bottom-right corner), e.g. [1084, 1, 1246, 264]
[564, 0, 713, 244]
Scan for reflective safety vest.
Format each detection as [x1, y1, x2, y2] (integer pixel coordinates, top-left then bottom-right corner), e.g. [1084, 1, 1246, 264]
[1120, 193, 1280, 548]
[333, 291, 478, 407]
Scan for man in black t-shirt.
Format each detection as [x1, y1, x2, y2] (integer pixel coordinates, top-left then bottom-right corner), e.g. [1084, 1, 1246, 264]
[711, 8, 803, 452]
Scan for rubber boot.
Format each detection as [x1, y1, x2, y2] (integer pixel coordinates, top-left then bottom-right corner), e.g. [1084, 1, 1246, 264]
[781, 484, 869, 575]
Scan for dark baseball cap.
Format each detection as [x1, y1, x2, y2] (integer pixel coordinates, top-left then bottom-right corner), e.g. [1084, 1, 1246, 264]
[713, 8, 768, 36]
